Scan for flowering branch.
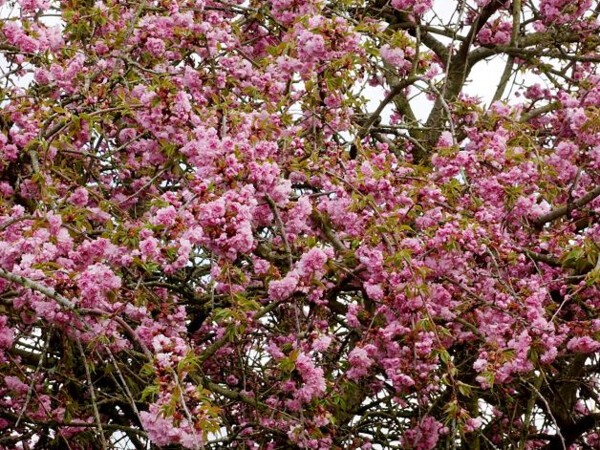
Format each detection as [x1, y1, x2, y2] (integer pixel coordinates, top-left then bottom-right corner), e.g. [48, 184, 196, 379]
[0, 269, 75, 310]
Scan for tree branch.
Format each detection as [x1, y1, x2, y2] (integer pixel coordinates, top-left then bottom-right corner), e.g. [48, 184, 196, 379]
[520, 102, 560, 123]
[356, 76, 421, 141]
[491, 0, 521, 103]
[0, 269, 75, 310]
[0, 268, 153, 358]
[532, 185, 600, 227]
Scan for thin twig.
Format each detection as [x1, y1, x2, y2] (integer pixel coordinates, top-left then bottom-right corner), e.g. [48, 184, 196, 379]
[491, 0, 521, 103]
[15, 333, 52, 427]
[525, 380, 567, 450]
[264, 195, 293, 268]
[356, 76, 421, 141]
[0, 215, 34, 232]
[173, 372, 202, 449]
[76, 338, 109, 450]
[105, 348, 144, 424]
[118, 168, 166, 205]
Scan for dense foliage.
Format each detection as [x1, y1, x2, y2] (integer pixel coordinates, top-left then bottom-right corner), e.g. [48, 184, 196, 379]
[1, 0, 600, 448]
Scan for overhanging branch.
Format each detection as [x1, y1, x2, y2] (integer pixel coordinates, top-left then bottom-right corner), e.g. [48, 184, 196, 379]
[532, 185, 600, 227]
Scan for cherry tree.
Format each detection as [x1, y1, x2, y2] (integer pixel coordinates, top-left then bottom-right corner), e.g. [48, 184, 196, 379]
[1, 0, 600, 448]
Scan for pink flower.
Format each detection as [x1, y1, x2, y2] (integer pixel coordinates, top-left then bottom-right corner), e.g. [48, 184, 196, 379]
[473, 355, 488, 372]
[364, 282, 384, 301]
[380, 44, 411, 74]
[253, 257, 270, 275]
[151, 205, 177, 227]
[34, 68, 53, 84]
[391, 0, 433, 14]
[347, 347, 373, 380]
[4, 375, 28, 393]
[437, 131, 454, 148]
[68, 187, 89, 207]
[567, 336, 600, 353]
[296, 248, 328, 278]
[540, 0, 592, 24]
[19, 0, 50, 12]
[312, 335, 332, 352]
[296, 29, 326, 62]
[200, 198, 226, 223]
[2, 22, 39, 53]
[268, 272, 299, 301]
[540, 346, 558, 364]
[0, 315, 14, 361]
[139, 236, 160, 261]
[294, 353, 326, 403]
[402, 417, 445, 450]
[146, 37, 166, 57]
[118, 128, 137, 144]
[286, 196, 312, 235]
[140, 405, 175, 446]
[478, 20, 512, 45]
[464, 417, 482, 433]
[77, 263, 122, 307]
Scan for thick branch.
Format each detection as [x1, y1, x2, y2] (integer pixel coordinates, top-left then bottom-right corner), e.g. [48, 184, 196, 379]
[523, 249, 561, 267]
[532, 185, 600, 227]
[385, 9, 450, 62]
[0, 269, 75, 310]
[419, 1, 506, 160]
[519, 102, 560, 123]
[469, 30, 600, 66]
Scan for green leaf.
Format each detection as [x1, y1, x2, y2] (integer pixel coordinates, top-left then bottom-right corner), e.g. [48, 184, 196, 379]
[141, 384, 159, 402]
[438, 348, 451, 365]
[140, 362, 155, 377]
[457, 381, 473, 397]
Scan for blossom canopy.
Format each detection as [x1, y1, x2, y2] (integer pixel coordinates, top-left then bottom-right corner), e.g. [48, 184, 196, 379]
[1, 0, 600, 449]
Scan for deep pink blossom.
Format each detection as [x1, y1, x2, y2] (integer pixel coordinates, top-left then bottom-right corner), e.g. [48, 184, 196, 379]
[391, 0, 433, 14]
[294, 353, 326, 403]
[268, 272, 299, 301]
[567, 337, 600, 353]
[402, 417, 446, 450]
[77, 263, 122, 307]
